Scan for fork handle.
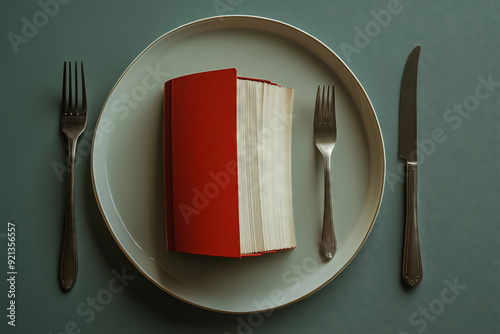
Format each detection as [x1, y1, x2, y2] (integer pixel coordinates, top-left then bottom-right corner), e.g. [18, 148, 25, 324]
[402, 162, 422, 287]
[320, 155, 337, 259]
[59, 137, 78, 291]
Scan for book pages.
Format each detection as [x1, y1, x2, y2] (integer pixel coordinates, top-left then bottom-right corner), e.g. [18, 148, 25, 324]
[237, 79, 296, 254]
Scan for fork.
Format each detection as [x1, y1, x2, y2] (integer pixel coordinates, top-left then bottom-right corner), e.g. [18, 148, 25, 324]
[314, 85, 337, 260]
[59, 62, 87, 291]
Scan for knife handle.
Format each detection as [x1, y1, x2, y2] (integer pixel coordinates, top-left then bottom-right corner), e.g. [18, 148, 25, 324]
[402, 161, 423, 287]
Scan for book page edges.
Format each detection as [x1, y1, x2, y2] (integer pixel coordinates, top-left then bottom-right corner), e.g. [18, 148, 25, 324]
[241, 246, 296, 257]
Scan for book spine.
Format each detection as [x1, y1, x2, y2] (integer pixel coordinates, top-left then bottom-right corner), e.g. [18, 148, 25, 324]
[164, 80, 175, 251]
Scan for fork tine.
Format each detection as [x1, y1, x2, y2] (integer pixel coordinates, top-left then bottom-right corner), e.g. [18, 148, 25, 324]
[314, 85, 321, 124]
[74, 62, 79, 115]
[326, 85, 330, 123]
[330, 85, 336, 125]
[68, 62, 72, 115]
[62, 62, 67, 114]
[81, 62, 87, 114]
[321, 86, 328, 124]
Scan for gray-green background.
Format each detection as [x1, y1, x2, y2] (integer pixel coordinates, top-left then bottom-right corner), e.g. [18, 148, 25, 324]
[1, 0, 499, 333]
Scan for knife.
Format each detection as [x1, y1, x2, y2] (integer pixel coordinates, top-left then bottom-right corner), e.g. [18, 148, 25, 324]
[399, 45, 423, 287]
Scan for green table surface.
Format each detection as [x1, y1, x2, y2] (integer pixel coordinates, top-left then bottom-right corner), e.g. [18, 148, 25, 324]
[1, 0, 499, 333]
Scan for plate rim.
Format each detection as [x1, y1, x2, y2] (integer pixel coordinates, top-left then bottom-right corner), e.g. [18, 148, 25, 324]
[90, 14, 386, 313]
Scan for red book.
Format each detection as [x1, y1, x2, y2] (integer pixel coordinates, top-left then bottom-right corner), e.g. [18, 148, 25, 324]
[164, 68, 295, 257]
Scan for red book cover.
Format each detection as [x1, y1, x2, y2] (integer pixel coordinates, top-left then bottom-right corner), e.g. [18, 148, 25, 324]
[164, 68, 293, 257]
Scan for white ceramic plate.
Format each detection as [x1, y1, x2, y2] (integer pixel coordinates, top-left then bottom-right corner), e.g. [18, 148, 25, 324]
[91, 15, 385, 313]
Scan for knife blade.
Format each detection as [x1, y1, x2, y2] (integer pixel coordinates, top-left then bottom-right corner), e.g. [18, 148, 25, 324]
[399, 45, 423, 287]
